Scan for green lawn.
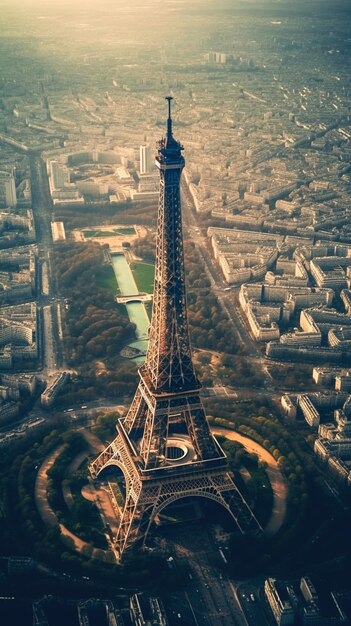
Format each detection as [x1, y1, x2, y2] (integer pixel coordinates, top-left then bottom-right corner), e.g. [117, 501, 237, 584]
[84, 229, 117, 238]
[131, 261, 154, 294]
[95, 265, 120, 294]
[115, 227, 135, 235]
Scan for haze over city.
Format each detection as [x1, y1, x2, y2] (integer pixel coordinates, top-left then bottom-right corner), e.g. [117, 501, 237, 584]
[0, 1, 351, 625]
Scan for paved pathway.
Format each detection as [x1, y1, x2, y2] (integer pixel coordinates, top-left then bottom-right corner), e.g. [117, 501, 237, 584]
[212, 427, 287, 536]
[34, 433, 114, 562]
[35, 445, 65, 527]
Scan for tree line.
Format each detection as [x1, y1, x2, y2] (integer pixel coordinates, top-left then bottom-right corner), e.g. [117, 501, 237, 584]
[52, 242, 138, 403]
[53, 200, 157, 231]
[0, 421, 185, 589]
[205, 397, 343, 576]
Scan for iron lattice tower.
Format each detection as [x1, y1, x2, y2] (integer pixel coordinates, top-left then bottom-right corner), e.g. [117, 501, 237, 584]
[90, 98, 261, 559]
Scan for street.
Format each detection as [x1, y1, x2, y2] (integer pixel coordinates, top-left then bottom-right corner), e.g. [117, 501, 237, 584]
[157, 524, 250, 626]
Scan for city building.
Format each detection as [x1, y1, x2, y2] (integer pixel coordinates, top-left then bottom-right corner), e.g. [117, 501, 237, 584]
[0, 170, 17, 207]
[0, 247, 36, 304]
[139, 143, 152, 175]
[204, 51, 228, 64]
[239, 283, 333, 343]
[48, 159, 70, 190]
[41, 372, 69, 407]
[0, 208, 36, 244]
[51, 221, 66, 242]
[264, 575, 347, 625]
[281, 385, 351, 486]
[0, 303, 38, 369]
[130, 594, 168, 626]
[264, 577, 295, 625]
[0, 399, 19, 424]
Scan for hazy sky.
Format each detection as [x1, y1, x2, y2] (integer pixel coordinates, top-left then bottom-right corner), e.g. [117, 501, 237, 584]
[2, 0, 349, 8]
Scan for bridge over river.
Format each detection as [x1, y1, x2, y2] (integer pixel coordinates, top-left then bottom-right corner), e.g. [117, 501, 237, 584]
[116, 292, 152, 304]
[111, 254, 150, 360]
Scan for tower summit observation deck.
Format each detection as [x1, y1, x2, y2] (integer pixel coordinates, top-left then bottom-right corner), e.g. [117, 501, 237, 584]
[90, 98, 261, 559]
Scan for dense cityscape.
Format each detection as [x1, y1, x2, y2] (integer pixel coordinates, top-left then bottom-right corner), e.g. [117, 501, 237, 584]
[0, 1, 351, 624]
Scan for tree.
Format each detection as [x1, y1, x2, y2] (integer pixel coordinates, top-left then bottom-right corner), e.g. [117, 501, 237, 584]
[94, 411, 119, 440]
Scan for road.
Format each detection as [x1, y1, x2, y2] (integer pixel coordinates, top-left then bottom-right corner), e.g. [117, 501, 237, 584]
[158, 525, 249, 626]
[181, 182, 269, 375]
[156, 413, 288, 626]
[29, 153, 64, 376]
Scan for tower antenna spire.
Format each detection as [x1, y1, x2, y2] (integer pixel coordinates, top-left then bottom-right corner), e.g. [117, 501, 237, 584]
[165, 95, 173, 139]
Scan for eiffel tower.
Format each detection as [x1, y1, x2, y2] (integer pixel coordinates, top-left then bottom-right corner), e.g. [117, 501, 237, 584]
[90, 97, 261, 559]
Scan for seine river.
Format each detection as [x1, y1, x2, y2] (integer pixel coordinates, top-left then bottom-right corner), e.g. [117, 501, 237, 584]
[111, 254, 149, 358]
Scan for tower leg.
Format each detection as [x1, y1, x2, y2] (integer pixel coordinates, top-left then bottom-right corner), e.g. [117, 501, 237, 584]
[112, 469, 261, 558]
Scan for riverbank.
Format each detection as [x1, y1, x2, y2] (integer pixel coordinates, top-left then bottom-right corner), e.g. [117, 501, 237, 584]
[111, 253, 150, 358]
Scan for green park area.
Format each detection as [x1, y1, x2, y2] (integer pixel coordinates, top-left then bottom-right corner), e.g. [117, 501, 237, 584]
[131, 261, 155, 294]
[84, 227, 136, 238]
[95, 260, 154, 297]
[95, 265, 119, 294]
